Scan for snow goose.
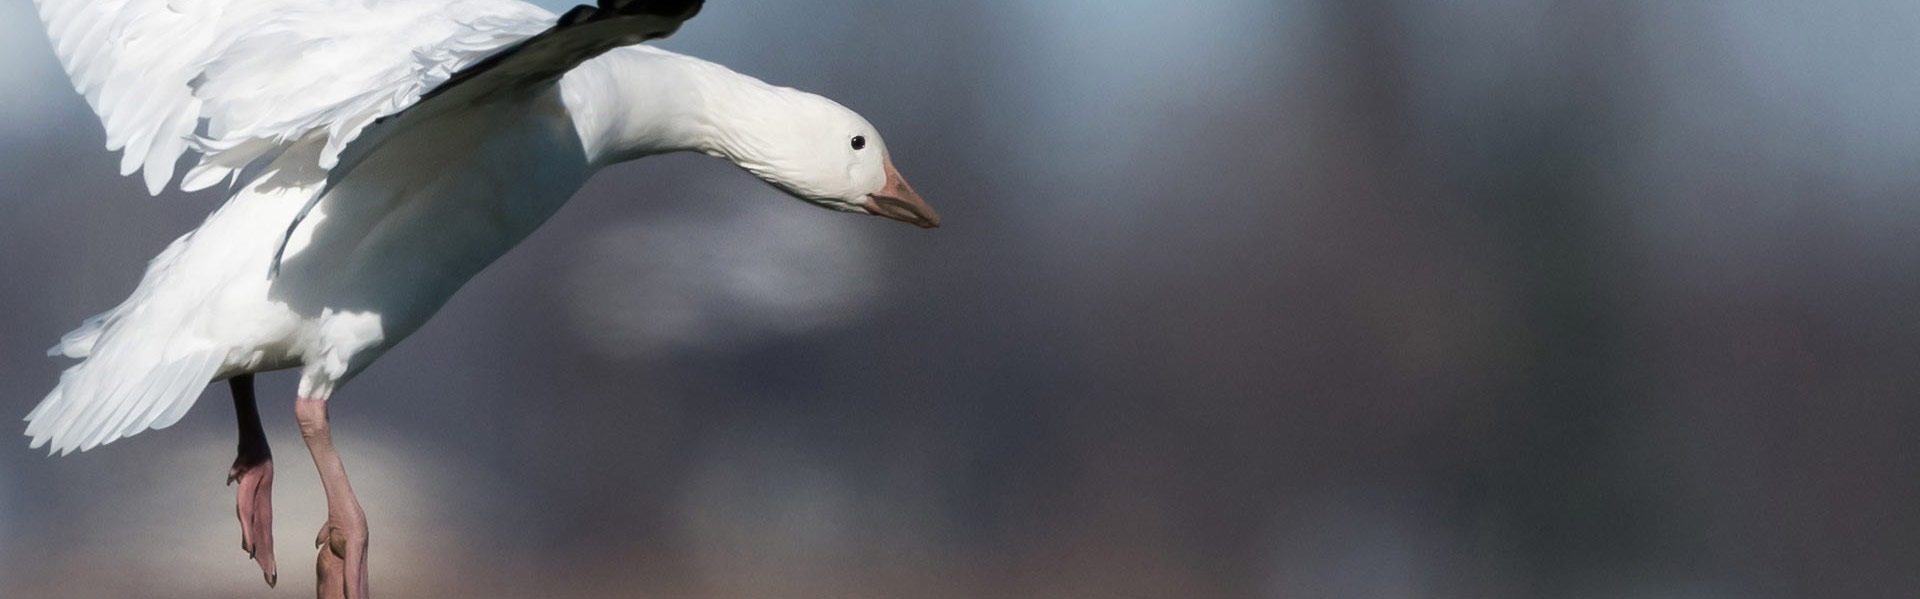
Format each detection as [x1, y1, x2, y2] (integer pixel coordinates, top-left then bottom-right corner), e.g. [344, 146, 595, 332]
[21, 0, 938, 596]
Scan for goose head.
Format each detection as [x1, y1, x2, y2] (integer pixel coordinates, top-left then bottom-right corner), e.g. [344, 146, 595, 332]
[713, 91, 940, 228]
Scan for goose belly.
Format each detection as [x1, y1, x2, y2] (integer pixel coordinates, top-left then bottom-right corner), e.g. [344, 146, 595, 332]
[270, 98, 592, 387]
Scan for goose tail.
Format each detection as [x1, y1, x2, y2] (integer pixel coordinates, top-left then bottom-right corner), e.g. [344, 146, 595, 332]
[24, 234, 226, 455]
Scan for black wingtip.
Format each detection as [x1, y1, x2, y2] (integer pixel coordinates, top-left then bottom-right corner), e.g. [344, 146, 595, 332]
[415, 0, 703, 107]
[558, 0, 701, 28]
[558, 5, 597, 26]
[594, 0, 701, 21]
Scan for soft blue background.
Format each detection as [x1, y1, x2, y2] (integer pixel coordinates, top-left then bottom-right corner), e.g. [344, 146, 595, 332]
[4, 1, 1920, 597]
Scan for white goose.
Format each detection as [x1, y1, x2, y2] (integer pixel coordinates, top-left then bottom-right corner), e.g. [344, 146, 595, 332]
[22, 0, 938, 596]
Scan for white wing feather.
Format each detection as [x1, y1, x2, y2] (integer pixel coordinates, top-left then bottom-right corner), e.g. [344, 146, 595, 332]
[25, 0, 558, 454]
[34, 0, 557, 194]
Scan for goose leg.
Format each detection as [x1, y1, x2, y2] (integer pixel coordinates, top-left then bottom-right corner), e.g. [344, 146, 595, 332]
[227, 373, 277, 587]
[296, 396, 371, 599]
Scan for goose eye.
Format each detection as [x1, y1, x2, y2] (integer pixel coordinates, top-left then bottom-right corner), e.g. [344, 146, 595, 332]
[851, 135, 867, 151]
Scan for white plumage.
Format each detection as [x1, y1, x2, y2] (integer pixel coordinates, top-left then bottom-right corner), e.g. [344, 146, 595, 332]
[39, 0, 555, 195]
[25, 2, 936, 592]
[25, 0, 553, 454]
[24, 0, 937, 457]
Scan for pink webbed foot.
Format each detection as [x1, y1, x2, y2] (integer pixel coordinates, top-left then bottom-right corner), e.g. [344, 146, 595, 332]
[228, 373, 277, 587]
[314, 509, 370, 599]
[228, 455, 277, 586]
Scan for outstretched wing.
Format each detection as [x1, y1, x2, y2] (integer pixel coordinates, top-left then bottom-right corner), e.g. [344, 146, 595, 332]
[34, 0, 559, 195]
[413, 0, 704, 109]
[270, 0, 705, 274]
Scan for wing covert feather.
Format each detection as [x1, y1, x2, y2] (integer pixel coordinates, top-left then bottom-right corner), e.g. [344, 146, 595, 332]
[32, 0, 557, 195]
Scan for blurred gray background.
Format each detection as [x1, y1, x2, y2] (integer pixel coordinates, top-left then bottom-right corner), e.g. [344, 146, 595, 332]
[4, 1, 1919, 597]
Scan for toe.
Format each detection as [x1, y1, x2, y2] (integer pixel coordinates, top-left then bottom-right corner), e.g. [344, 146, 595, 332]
[231, 461, 277, 587]
[314, 521, 369, 599]
[252, 505, 277, 586]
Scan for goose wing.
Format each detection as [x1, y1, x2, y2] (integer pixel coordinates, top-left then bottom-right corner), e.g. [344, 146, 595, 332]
[410, 0, 704, 110]
[34, 0, 560, 195]
[270, 0, 704, 273]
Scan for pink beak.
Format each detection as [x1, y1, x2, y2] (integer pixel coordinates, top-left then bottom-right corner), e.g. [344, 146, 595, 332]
[862, 157, 940, 228]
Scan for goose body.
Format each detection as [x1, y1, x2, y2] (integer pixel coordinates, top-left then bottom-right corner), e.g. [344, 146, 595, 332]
[21, 0, 937, 595]
[132, 76, 588, 399]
